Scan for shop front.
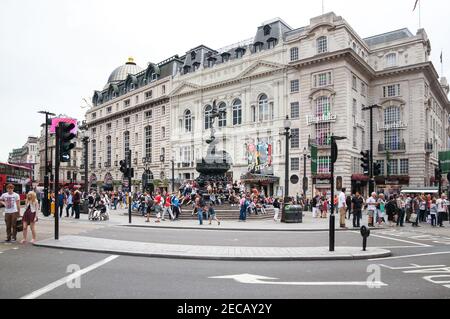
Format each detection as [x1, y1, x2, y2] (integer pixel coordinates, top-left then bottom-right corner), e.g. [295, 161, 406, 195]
[240, 172, 279, 197]
[375, 175, 410, 196]
[313, 174, 332, 196]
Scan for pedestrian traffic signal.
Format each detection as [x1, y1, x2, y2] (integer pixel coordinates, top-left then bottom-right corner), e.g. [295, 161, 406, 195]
[373, 162, 382, 177]
[360, 150, 370, 176]
[59, 123, 76, 162]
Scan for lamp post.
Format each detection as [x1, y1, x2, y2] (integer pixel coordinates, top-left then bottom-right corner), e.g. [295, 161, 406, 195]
[302, 147, 311, 199]
[38, 110, 55, 216]
[171, 157, 175, 193]
[280, 116, 292, 206]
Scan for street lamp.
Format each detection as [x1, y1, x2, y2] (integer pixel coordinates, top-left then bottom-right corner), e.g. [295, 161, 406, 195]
[280, 116, 292, 204]
[38, 110, 55, 216]
[302, 147, 311, 199]
[171, 156, 175, 193]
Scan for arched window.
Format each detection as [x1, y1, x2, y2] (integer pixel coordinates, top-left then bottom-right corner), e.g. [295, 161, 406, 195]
[263, 25, 271, 36]
[315, 96, 331, 118]
[258, 94, 269, 122]
[317, 36, 328, 54]
[218, 102, 227, 128]
[233, 99, 242, 126]
[184, 110, 192, 132]
[106, 136, 111, 166]
[204, 105, 213, 130]
[386, 53, 397, 68]
[144, 126, 152, 161]
[384, 106, 401, 150]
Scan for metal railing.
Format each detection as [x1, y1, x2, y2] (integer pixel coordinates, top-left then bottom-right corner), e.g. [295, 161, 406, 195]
[378, 142, 406, 152]
[425, 142, 433, 153]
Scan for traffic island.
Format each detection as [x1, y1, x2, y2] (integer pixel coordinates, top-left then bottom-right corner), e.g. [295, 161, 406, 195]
[33, 236, 391, 261]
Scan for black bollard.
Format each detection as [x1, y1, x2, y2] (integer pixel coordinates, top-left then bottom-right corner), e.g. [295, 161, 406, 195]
[360, 226, 371, 251]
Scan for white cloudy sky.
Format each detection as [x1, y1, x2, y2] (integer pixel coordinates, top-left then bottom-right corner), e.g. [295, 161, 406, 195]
[1, 0, 449, 161]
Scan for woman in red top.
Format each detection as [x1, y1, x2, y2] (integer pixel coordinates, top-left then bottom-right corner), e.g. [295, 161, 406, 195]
[322, 197, 329, 218]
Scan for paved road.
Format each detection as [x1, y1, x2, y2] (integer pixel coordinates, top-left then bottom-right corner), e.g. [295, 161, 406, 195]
[1, 223, 449, 299]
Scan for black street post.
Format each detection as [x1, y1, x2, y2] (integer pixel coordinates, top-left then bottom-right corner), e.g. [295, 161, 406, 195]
[38, 110, 55, 216]
[280, 116, 292, 217]
[171, 159, 175, 193]
[362, 105, 381, 195]
[128, 149, 132, 224]
[302, 147, 311, 199]
[83, 137, 89, 196]
[330, 135, 347, 252]
[54, 125, 61, 240]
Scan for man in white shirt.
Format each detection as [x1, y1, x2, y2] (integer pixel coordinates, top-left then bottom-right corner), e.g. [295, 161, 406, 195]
[338, 188, 347, 228]
[436, 194, 447, 228]
[0, 184, 21, 242]
[366, 192, 378, 227]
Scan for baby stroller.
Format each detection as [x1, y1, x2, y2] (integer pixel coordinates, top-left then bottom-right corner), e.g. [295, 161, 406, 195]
[89, 201, 110, 221]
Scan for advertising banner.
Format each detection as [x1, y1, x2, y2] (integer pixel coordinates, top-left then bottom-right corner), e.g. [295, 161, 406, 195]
[311, 145, 318, 175]
[439, 151, 450, 173]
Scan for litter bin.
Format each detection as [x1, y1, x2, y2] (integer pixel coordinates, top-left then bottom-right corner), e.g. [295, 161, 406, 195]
[281, 205, 303, 223]
[80, 200, 89, 215]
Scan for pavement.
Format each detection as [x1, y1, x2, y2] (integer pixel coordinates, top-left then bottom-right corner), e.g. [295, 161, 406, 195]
[33, 235, 391, 261]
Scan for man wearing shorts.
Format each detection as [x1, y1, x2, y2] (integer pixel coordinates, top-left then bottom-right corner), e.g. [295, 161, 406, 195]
[366, 192, 378, 227]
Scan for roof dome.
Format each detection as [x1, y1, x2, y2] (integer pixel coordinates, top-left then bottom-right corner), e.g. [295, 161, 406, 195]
[104, 57, 144, 89]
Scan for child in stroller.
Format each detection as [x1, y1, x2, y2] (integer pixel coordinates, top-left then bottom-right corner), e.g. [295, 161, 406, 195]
[89, 200, 110, 221]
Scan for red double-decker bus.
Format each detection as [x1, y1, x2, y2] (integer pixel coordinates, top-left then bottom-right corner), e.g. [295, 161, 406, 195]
[0, 162, 33, 203]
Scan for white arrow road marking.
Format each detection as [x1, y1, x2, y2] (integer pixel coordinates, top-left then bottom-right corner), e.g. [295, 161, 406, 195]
[21, 255, 119, 299]
[209, 274, 388, 287]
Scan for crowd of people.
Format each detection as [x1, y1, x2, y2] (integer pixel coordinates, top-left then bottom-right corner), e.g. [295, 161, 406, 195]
[309, 190, 449, 229]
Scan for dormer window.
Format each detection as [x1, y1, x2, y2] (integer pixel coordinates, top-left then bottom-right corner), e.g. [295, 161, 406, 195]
[207, 57, 216, 68]
[183, 65, 191, 74]
[192, 62, 200, 71]
[221, 53, 230, 63]
[235, 48, 245, 58]
[263, 25, 271, 36]
[254, 42, 263, 53]
[267, 38, 278, 49]
[191, 51, 197, 60]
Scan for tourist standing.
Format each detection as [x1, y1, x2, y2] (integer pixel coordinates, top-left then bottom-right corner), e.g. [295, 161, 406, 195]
[21, 191, 39, 244]
[430, 198, 438, 227]
[396, 194, 406, 227]
[346, 195, 352, 220]
[66, 191, 73, 217]
[73, 189, 81, 219]
[57, 189, 65, 218]
[338, 188, 347, 229]
[412, 195, 421, 227]
[273, 198, 281, 222]
[436, 194, 447, 228]
[0, 184, 21, 242]
[366, 192, 377, 227]
[351, 192, 364, 228]
[239, 195, 249, 222]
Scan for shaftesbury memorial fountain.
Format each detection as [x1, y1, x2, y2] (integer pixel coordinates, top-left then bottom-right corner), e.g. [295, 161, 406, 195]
[195, 101, 233, 202]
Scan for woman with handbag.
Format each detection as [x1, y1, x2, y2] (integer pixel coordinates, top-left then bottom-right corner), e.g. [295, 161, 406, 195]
[21, 191, 39, 244]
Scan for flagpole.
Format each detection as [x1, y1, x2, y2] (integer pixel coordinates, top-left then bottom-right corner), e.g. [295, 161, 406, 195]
[419, 0, 422, 29]
[322, 0, 324, 14]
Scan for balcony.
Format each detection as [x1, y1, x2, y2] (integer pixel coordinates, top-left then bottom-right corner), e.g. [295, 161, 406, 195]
[425, 142, 433, 153]
[114, 161, 118, 167]
[90, 164, 95, 169]
[378, 141, 406, 153]
[98, 163, 102, 169]
[182, 162, 192, 168]
[80, 164, 85, 169]
[306, 113, 337, 126]
[308, 137, 332, 149]
[105, 162, 111, 168]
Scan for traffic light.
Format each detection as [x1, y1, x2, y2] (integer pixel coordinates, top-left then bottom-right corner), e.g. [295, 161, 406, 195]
[120, 160, 128, 176]
[435, 167, 442, 184]
[59, 122, 76, 162]
[360, 150, 370, 176]
[373, 162, 382, 177]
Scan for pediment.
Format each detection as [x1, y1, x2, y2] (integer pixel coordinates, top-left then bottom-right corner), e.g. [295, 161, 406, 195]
[236, 61, 286, 80]
[170, 81, 201, 97]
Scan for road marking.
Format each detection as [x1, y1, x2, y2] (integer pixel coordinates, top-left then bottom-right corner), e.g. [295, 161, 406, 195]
[369, 251, 450, 261]
[20, 255, 119, 299]
[210, 274, 387, 287]
[369, 234, 432, 247]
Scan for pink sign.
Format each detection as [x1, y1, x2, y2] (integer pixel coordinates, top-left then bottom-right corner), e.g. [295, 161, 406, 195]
[50, 118, 78, 134]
